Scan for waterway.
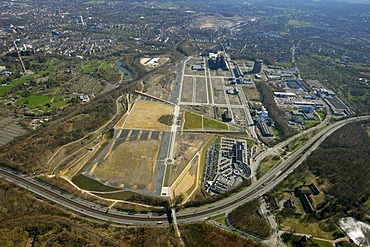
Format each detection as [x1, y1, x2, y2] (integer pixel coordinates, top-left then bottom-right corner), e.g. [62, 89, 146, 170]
[115, 60, 133, 79]
[339, 217, 370, 246]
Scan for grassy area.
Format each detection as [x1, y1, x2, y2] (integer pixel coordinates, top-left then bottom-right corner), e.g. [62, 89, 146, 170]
[210, 213, 227, 225]
[183, 111, 202, 129]
[288, 20, 314, 28]
[275, 167, 317, 194]
[99, 61, 112, 69]
[0, 69, 51, 97]
[313, 239, 334, 247]
[271, 127, 280, 138]
[275, 61, 293, 67]
[0, 85, 11, 97]
[286, 134, 311, 152]
[72, 174, 119, 192]
[203, 117, 228, 130]
[77, 60, 116, 74]
[280, 218, 335, 240]
[282, 233, 334, 247]
[257, 155, 281, 179]
[183, 111, 228, 130]
[310, 53, 334, 62]
[317, 111, 325, 120]
[163, 165, 171, 187]
[247, 139, 254, 148]
[304, 120, 319, 128]
[207, 77, 213, 103]
[92, 191, 133, 200]
[15, 95, 66, 110]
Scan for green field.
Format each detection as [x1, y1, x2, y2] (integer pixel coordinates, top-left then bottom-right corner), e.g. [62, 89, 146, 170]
[203, 117, 228, 130]
[15, 95, 66, 110]
[183, 111, 228, 130]
[72, 174, 120, 192]
[92, 191, 133, 200]
[163, 164, 172, 187]
[183, 112, 203, 129]
[0, 69, 52, 97]
[310, 53, 335, 62]
[288, 20, 314, 28]
[210, 213, 227, 225]
[275, 61, 293, 67]
[281, 218, 336, 240]
[77, 60, 112, 73]
[0, 85, 11, 97]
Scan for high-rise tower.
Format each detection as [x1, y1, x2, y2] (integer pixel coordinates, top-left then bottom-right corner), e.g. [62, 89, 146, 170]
[252, 59, 263, 74]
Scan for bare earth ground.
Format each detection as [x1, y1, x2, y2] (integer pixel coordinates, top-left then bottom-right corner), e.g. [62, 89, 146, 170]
[91, 139, 160, 191]
[123, 100, 173, 130]
[180, 76, 194, 102]
[242, 87, 261, 101]
[184, 58, 205, 76]
[195, 76, 208, 103]
[211, 78, 227, 104]
[145, 74, 173, 100]
[210, 69, 232, 77]
[140, 57, 169, 69]
[228, 93, 242, 105]
[114, 114, 127, 128]
[173, 157, 198, 198]
[170, 133, 209, 185]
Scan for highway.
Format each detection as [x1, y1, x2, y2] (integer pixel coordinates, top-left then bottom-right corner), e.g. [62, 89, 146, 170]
[0, 115, 368, 226]
[252, 103, 332, 174]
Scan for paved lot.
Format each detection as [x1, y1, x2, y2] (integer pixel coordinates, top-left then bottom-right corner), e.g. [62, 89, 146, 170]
[149, 131, 171, 196]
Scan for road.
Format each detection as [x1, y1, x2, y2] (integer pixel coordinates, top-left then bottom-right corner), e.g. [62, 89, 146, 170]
[251, 103, 332, 178]
[0, 116, 368, 226]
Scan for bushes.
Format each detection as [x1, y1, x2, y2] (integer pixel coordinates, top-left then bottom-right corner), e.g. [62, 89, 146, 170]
[180, 223, 263, 247]
[157, 114, 174, 126]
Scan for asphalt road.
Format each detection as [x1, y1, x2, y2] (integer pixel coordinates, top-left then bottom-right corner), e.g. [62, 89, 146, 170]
[0, 115, 368, 226]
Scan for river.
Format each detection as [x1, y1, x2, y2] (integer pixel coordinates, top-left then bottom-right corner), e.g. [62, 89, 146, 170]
[115, 60, 133, 79]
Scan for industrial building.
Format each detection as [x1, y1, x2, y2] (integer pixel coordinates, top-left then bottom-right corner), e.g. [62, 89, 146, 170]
[286, 79, 302, 89]
[203, 138, 251, 195]
[208, 55, 229, 71]
[252, 59, 263, 74]
[191, 63, 205, 71]
[226, 86, 239, 95]
[274, 92, 297, 98]
[233, 65, 244, 78]
[294, 184, 320, 214]
[236, 77, 254, 85]
[255, 105, 274, 137]
[222, 110, 232, 122]
[257, 119, 274, 137]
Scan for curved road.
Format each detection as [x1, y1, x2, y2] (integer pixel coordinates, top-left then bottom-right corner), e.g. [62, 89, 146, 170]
[0, 116, 368, 226]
